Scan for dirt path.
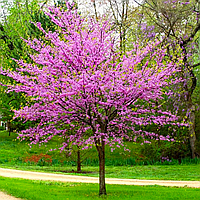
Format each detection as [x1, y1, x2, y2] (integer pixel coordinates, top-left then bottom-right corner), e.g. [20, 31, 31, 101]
[0, 191, 22, 200]
[0, 167, 200, 200]
[0, 167, 200, 187]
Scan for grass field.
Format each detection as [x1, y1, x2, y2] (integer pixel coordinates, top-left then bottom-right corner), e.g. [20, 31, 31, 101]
[0, 131, 147, 167]
[1, 164, 200, 181]
[1, 130, 200, 199]
[1, 131, 200, 181]
[0, 176, 200, 200]
[0, 130, 199, 167]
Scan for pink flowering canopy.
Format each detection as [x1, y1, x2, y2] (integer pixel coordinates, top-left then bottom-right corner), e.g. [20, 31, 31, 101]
[1, 3, 184, 152]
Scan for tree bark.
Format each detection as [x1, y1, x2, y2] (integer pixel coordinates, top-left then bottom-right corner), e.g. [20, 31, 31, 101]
[77, 146, 81, 172]
[96, 139, 106, 196]
[180, 43, 197, 158]
[7, 120, 11, 136]
[188, 104, 196, 159]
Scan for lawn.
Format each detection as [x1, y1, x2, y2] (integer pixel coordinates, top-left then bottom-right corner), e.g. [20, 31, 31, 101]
[1, 131, 200, 181]
[1, 131, 200, 199]
[0, 131, 144, 167]
[0, 176, 200, 200]
[1, 164, 200, 181]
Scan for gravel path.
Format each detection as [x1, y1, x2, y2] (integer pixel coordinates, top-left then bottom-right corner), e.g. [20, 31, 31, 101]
[0, 167, 200, 199]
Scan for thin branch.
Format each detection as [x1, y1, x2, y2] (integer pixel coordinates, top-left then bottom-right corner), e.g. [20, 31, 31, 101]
[182, 22, 200, 46]
[92, 0, 98, 21]
[190, 62, 200, 68]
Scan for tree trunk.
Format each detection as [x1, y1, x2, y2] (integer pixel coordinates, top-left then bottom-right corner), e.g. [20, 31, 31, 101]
[77, 146, 81, 172]
[189, 104, 196, 159]
[7, 120, 11, 136]
[96, 140, 106, 196]
[180, 42, 197, 159]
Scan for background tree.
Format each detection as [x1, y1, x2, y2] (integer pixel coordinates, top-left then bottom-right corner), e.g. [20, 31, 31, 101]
[0, 0, 63, 133]
[131, 0, 200, 158]
[78, 0, 139, 53]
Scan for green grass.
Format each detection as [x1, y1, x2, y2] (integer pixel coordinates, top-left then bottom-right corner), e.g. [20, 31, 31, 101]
[0, 131, 145, 167]
[1, 131, 200, 181]
[0, 176, 200, 200]
[1, 131, 200, 199]
[1, 164, 200, 181]
[0, 130, 198, 167]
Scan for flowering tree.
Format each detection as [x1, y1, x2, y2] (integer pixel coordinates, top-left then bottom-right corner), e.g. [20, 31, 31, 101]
[0, 2, 184, 196]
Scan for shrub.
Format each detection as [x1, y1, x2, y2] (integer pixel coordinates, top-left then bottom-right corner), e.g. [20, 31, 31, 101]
[0, 126, 6, 131]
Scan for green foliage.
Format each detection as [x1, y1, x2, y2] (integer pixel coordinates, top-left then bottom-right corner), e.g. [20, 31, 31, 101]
[0, 0, 63, 131]
[140, 139, 191, 165]
[0, 126, 5, 131]
[0, 0, 38, 130]
[192, 65, 200, 155]
[0, 130, 198, 170]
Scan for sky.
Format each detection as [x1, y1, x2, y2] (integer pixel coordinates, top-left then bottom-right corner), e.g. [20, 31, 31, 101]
[0, 0, 141, 18]
[0, 0, 10, 21]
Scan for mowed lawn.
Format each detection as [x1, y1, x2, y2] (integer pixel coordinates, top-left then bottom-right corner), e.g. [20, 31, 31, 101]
[1, 130, 200, 200]
[1, 130, 200, 181]
[1, 164, 200, 181]
[0, 176, 200, 200]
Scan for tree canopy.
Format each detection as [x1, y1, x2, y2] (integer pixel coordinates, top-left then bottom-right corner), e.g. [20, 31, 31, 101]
[0, 2, 185, 195]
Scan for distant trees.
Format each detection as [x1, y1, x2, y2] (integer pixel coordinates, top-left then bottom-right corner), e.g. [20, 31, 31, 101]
[0, 0, 61, 133]
[133, 0, 200, 158]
